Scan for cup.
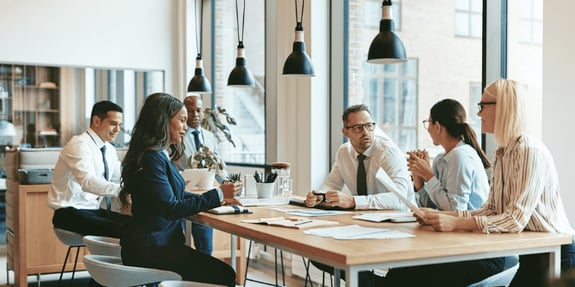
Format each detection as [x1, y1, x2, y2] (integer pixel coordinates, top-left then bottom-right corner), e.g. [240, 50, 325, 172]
[256, 182, 275, 199]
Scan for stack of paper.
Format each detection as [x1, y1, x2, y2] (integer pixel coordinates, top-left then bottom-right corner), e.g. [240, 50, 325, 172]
[352, 212, 416, 223]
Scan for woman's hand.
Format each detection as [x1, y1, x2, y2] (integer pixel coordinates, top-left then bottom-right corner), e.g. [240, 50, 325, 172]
[422, 212, 459, 232]
[407, 150, 434, 183]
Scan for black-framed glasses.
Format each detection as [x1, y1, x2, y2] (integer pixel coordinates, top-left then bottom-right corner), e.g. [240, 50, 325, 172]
[477, 101, 496, 112]
[345, 122, 376, 133]
[422, 120, 430, 129]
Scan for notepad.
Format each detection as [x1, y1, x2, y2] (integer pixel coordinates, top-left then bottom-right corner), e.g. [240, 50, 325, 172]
[353, 212, 416, 223]
[241, 216, 339, 229]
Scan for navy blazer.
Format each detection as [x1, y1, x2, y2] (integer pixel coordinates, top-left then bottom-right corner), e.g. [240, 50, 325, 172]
[121, 150, 221, 249]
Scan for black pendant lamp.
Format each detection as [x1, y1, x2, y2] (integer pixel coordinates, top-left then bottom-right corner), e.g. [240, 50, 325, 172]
[227, 0, 255, 87]
[187, 0, 211, 93]
[282, 0, 315, 77]
[367, 0, 406, 64]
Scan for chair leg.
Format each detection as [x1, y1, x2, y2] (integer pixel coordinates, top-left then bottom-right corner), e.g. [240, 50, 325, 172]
[70, 246, 81, 284]
[302, 257, 314, 287]
[58, 246, 73, 286]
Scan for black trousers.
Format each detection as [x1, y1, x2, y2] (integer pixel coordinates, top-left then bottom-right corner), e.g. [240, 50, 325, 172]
[122, 245, 236, 287]
[53, 207, 131, 238]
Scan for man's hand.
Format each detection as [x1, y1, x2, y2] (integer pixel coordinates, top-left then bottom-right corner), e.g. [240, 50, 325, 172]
[305, 190, 324, 207]
[323, 190, 355, 209]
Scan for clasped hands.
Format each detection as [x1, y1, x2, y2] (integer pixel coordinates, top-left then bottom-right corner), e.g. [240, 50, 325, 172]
[406, 149, 434, 190]
[220, 181, 243, 206]
[304, 190, 355, 209]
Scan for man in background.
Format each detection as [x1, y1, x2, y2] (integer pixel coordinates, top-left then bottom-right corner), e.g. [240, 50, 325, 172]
[179, 95, 232, 255]
[49, 101, 131, 238]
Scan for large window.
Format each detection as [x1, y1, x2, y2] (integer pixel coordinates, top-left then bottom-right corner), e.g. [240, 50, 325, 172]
[188, 0, 266, 165]
[345, 0, 482, 153]
[455, 0, 482, 38]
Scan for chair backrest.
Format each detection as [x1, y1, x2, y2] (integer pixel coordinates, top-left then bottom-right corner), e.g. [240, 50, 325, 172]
[83, 235, 121, 257]
[159, 280, 227, 287]
[467, 263, 520, 287]
[83, 255, 182, 287]
[53, 228, 85, 247]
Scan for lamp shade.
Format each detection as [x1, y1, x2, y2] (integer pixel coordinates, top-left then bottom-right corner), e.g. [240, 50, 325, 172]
[367, 1, 406, 64]
[282, 23, 315, 77]
[187, 56, 212, 93]
[227, 45, 255, 87]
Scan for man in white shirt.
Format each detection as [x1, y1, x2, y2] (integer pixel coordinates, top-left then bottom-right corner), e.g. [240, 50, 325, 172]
[305, 104, 415, 287]
[178, 95, 230, 255]
[305, 104, 415, 210]
[49, 101, 131, 238]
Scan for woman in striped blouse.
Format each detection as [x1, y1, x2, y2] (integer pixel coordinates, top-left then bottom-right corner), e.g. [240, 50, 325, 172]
[380, 79, 575, 286]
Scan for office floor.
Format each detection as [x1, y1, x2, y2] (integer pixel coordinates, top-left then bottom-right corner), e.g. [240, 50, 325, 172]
[0, 245, 308, 287]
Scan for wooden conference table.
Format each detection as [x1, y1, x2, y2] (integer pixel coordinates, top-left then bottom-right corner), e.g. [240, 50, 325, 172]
[189, 206, 572, 287]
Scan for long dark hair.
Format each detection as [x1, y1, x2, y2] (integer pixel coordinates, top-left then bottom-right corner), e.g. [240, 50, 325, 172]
[119, 93, 185, 208]
[430, 99, 491, 168]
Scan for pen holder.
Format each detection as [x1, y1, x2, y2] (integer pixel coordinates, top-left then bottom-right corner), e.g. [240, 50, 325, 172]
[256, 182, 275, 199]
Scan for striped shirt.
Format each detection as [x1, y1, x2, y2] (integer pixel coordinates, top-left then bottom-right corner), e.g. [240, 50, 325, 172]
[458, 134, 574, 236]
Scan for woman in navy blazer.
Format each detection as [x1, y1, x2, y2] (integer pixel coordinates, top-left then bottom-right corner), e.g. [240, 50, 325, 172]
[119, 93, 235, 286]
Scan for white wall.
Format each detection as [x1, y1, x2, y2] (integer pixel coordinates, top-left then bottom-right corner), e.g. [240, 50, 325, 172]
[543, 0, 575, 226]
[0, 0, 184, 97]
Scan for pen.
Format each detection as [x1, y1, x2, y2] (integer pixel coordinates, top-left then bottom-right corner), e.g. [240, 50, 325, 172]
[294, 220, 312, 226]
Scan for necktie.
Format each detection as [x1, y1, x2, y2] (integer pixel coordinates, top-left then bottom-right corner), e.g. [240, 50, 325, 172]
[192, 130, 202, 151]
[357, 153, 367, 195]
[100, 145, 111, 210]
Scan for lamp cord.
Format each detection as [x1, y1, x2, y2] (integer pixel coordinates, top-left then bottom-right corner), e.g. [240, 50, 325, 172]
[194, 0, 203, 57]
[235, 0, 246, 45]
[295, 0, 305, 24]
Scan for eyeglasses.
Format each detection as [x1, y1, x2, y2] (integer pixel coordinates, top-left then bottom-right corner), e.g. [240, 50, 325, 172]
[345, 122, 376, 133]
[477, 101, 496, 112]
[422, 120, 430, 129]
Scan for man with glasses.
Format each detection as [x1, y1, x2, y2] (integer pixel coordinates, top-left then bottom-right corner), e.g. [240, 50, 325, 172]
[305, 104, 415, 210]
[305, 104, 415, 286]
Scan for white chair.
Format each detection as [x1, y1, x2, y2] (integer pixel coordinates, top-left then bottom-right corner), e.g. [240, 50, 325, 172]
[83, 235, 121, 257]
[159, 280, 226, 287]
[53, 228, 85, 285]
[467, 263, 520, 287]
[83, 254, 182, 287]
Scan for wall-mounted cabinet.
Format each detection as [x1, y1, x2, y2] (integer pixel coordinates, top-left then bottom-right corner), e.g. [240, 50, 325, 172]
[0, 64, 61, 147]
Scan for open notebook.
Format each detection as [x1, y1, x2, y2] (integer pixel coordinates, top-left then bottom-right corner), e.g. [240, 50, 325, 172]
[241, 216, 339, 229]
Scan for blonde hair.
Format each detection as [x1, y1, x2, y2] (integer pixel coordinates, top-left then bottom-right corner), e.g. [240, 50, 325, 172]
[483, 79, 526, 146]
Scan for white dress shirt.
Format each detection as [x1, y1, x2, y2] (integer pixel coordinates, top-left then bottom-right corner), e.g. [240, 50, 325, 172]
[319, 136, 416, 210]
[48, 128, 121, 210]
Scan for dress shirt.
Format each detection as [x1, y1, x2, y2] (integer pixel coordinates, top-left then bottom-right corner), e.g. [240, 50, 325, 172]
[49, 128, 121, 210]
[458, 135, 575, 236]
[319, 136, 415, 210]
[416, 141, 489, 211]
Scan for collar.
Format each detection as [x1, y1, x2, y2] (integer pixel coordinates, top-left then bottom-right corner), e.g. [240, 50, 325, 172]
[351, 142, 374, 159]
[86, 128, 106, 148]
[440, 140, 465, 163]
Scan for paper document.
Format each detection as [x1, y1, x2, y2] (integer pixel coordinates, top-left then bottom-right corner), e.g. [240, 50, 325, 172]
[241, 216, 339, 229]
[375, 168, 425, 218]
[353, 212, 416, 223]
[271, 208, 350, 217]
[304, 224, 413, 240]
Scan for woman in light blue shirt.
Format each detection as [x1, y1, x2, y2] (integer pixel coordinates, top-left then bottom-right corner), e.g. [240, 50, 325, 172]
[407, 98, 490, 211]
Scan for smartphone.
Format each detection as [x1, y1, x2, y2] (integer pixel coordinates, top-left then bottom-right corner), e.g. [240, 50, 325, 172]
[390, 216, 417, 223]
